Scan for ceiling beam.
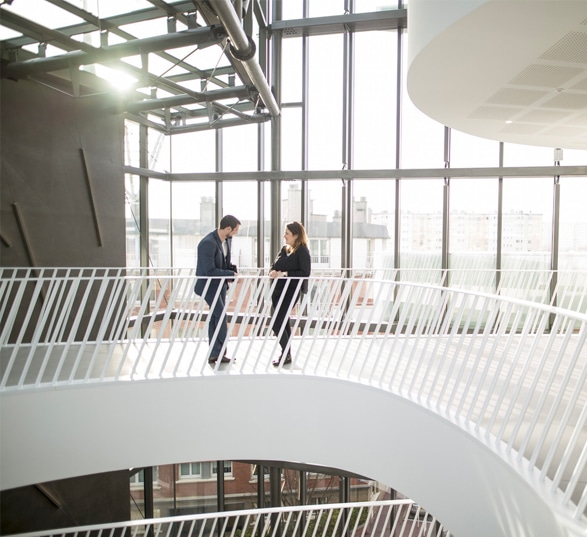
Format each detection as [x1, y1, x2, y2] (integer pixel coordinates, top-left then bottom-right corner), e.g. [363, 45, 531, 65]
[0, 8, 94, 53]
[1, 4, 231, 90]
[3, 25, 227, 79]
[0, 0, 195, 49]
[125, 85, 255, 113]
[271, 9, 408, 38]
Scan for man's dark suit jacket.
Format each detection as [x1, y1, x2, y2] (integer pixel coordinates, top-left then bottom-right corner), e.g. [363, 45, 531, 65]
[194, 230, 235, 297]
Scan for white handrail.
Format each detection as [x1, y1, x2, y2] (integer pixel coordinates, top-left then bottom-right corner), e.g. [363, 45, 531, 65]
[5, 499, 447, 537]
[0, 268, 586, 527]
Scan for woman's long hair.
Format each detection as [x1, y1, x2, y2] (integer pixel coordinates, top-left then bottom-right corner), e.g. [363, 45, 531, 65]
[285, 221, 309, 253]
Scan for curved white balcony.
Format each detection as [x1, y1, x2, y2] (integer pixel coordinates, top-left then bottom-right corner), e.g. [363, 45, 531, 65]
[0, 500, 450, 537]
[0, 268, 586, 537]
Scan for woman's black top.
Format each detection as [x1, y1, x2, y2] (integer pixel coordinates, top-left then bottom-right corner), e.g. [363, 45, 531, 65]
[271, 244, 311, 294]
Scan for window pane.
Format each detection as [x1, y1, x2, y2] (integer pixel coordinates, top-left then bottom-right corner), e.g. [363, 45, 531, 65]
[149, 179, 171, 267]
[280, 1, 304, 19]
[308, 35, 343, 170]
[354, 31, 397, 169]
[501, 177, 553, 300]
[557, 149, 587, 166]
[401, 35, 445, 168]
[449, 179, 498, 291]
[282, 38, 303, 104]
[353, 180, 395, 274]
[282, 181, 303, 223]
[171, 131, 216, 173]
[354, 1, 400, 12]
[309, 0, 345, 17]
[212, 461, 232, 475]
[558, 177, 587, 312]
[308, 181, 341, 269]
[399, 179, 443, 282]
[171, 182, 215, 268]
[180, 462, 201, 477]
[449, 130, 500, 168]
[503, 143, 555, 167]
[282, 108, 303, 172]
[223, 124, 258, 173]
[125, 121, 140, 167]
[149, 129, 170, 173]
[223, 182, 258, 268]
[126, 174, 141, 268]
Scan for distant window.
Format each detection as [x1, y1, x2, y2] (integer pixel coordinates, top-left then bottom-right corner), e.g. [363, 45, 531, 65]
[213, 461, 233, 476]
[130, 467, 159, 486]
[179, 462, 202, 478]
[252, 464, 271, 479]
[178, 461, 232, 480]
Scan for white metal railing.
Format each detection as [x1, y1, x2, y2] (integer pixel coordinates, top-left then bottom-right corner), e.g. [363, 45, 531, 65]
[5, 499, 450, 537]
[0, 268, 586, 525]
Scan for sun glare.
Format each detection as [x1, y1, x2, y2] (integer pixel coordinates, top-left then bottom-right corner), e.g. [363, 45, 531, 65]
[81, 64, 138, 91]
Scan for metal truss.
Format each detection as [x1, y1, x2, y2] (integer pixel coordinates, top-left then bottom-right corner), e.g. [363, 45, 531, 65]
[0, 0, 278, 132]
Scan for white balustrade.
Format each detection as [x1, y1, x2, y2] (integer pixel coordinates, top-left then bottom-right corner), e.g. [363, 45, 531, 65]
[6, 499, 448, 537]
[0, 267, 586, 526]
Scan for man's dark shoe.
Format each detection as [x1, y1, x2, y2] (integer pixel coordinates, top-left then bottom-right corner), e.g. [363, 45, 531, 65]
[209, 355, 232, 364]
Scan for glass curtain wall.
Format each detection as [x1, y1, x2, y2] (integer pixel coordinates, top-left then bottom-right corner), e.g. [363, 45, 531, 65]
[123, 0, 587, 520]
[352, 29, 397, 275]
[123, 2, 587, 288]
[222, 124, 261, 268]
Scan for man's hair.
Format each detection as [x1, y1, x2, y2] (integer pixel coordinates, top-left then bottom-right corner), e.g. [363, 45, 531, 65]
[219, 214, 241, 229]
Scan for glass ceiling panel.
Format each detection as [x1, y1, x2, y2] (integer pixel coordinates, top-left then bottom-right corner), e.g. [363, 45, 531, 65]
[22, 42, 69, 57]
[164, 45, 202, 68]
[61, 0, 99, 16]
[0, 27, 22, 41]
[186, 44, 232, 69]
[120, 55, 144, 70]
[82, 63, 139, 88]
[354, 1, 400, 12]
[2, 0, 84, 28]
[119, 18, 168, 40]
[146, 54, 190, 78]
[71, 32, 101, 48]
[83, 0, 152, 19]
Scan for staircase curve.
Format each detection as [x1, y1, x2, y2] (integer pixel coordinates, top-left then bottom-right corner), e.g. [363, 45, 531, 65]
[1, 269, 586, 537]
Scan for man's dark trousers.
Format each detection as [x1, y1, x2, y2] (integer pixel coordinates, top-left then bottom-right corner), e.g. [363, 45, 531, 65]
[204, 285, 227, 358]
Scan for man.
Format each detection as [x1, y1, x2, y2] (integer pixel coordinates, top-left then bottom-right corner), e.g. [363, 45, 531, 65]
[194, 214, 241, 364]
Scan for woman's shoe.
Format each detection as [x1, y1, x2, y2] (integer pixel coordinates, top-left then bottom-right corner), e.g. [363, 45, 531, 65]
[272, 352, 292, 366]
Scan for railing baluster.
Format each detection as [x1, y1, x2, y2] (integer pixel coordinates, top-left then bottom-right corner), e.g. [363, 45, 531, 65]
[522, 317, 575, 466]
[17, 276, 61, 387]
[1, 270, 586, 526]
[502, 310, 550, 453]
[128, 277, 159, 379]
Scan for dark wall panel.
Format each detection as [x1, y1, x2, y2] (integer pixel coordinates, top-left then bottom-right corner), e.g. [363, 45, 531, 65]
[0, 471, 130, 534]
[0, 78, 125, 268]
[0, 79, 129, 529]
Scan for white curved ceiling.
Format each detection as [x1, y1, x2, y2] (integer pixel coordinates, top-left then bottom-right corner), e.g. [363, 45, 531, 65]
[408, 0, 587, 150]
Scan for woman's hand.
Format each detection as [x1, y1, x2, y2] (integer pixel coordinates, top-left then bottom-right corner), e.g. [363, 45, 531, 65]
[269, 270, 287, 278]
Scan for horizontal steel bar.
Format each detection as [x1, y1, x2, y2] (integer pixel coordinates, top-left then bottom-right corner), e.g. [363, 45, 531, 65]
[125, 85, 256, 114]
[271, 9, 408, 38]
[123, 165, 587, 182]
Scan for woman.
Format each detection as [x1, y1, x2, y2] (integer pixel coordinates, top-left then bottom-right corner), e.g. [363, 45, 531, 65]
[269, 221, 311, 366]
